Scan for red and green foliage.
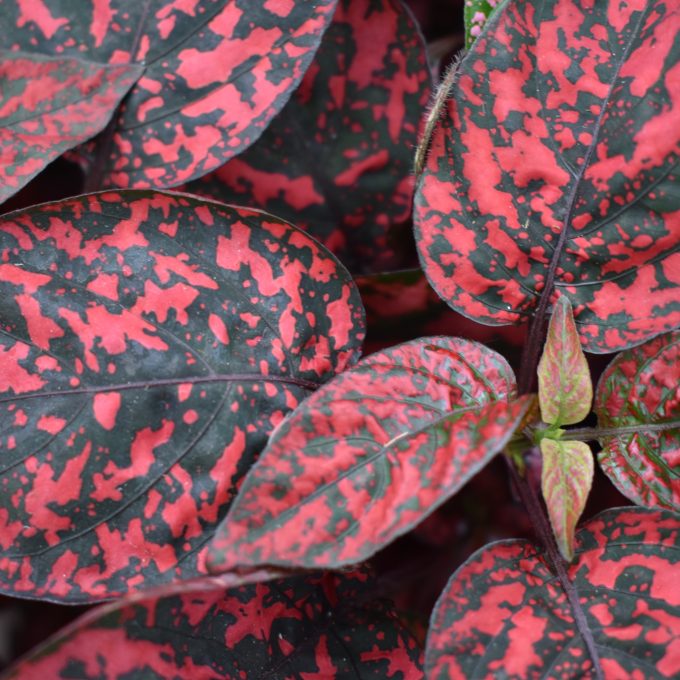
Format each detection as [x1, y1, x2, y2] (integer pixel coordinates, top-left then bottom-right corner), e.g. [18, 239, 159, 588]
[540, 438, 593, 561]
[594, 330, 680, 512]
[0, 0, 678, 677]
[185, 0, 431, 273]
[415, 0, 680, 352]
[537, 295, 592, 427]
[536, 295, 594, 560]
[0, 0, 338, 190]
[0, 192, 364, 602]
[208, 337, 533, 571]
[0, 52, 141, 202]
[5, 571, 423, 679]
[426, 507, 680, 679]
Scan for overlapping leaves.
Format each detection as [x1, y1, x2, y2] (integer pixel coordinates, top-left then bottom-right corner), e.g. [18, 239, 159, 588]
[426, 507, 680, 679]
[0, 191, 364, 603]
[0, 51, 141, 204]
[595, 330, 680, 511]
[0, 0, 338, 188]
[415, 0, 680, 352]
[186, 0, 431, 273]
[207, 337, 533, 572]
[4, 571, 423, 679]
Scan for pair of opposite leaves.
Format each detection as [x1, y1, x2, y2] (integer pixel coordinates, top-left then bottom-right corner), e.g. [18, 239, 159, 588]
[536, 295, 596, 561]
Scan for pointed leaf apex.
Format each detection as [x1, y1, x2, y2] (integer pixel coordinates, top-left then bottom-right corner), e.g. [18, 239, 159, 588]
[538, 295, 593, 426]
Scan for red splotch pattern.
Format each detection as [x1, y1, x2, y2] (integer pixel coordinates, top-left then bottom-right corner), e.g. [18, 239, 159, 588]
[426, 507, 680, 679]
[415, 0, 680, 352]
[184, 0, 432, 273]
[5, 571, 423, 679]
[0, 0, 338, 188]
[0, 50, 141, 203]
[207, 336, 534, 572]
[0, 191, 364, 603]
[595, 330, 680, 511]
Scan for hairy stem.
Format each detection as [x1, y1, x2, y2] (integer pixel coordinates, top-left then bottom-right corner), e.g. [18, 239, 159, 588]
[413, 52, 464, 181]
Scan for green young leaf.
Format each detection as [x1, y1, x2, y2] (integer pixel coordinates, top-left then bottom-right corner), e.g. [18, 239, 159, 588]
[540, 438, 594, 561]
[537, 296, 592, 426]
[464, 0, 501, 48]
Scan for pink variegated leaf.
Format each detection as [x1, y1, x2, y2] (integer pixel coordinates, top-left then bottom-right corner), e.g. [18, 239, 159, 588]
[540, 438, 594, 561]
[0, 191, 364, 603]
[537, 296, 592, 426]
[0, 0, 338, 188]
[4, 572, 423, 679]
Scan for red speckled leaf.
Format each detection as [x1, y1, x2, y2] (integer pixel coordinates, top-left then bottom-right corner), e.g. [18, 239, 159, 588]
[184, 0, 431, 273]
[537, 295, 592, 426]
[207, 337, 534, 572]
[0, 0, 338, 188]
[0, 51, 141, 204]
[5, 571, 423, 679]
[415, 0, 680, 352]
[0, 191, 364, 603]
[426, 507, 680, 679]
[540, 438, 594, 561]
[594, 330, 680, 512]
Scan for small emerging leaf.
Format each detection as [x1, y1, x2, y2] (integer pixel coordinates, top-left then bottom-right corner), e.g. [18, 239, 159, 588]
[595, 330, 680, 511]
[538, 296, 592, 425]
[464, 0, 500, 48]
[540, 438, 594, 561]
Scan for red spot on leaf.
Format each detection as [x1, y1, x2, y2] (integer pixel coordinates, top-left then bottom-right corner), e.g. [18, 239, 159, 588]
[36, 414, 67, 434]
[93, 392, 121, 431]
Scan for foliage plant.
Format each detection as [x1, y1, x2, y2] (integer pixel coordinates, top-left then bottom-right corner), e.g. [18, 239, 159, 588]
[0, 0, 678, 678]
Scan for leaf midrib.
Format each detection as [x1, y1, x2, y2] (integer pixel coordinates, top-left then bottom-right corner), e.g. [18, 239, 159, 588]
[233, 393, 515, 543]
[519, 2, 652, 392]
[0, 373, 319, 406]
